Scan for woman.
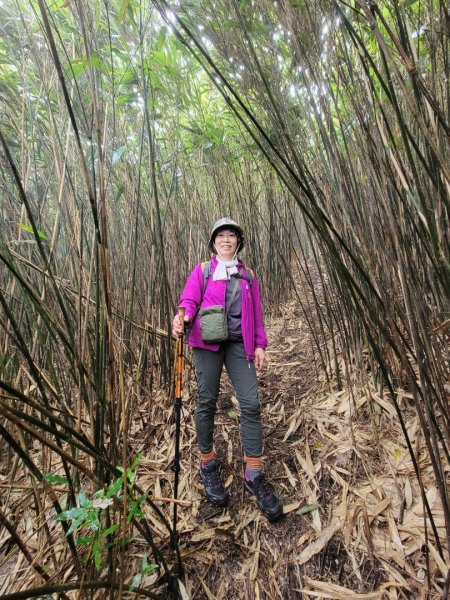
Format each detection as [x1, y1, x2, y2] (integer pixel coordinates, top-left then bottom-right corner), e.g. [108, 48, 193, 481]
[172, 218, 282, 521]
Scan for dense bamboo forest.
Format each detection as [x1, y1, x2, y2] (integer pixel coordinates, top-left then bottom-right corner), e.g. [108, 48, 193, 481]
[0, 0, 448, 598]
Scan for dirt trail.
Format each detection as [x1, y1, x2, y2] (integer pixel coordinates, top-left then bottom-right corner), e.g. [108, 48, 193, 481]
[138, 298, 447, 599]
[1, 296, 445, 598]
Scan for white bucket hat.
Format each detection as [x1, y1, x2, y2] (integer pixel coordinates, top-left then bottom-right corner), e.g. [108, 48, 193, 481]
[208, 218, 245, 253]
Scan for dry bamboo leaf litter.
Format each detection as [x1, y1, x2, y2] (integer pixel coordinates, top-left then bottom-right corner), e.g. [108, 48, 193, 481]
[300, 577, 404, 599]
[296, 518, 342, 564]
[2, 295, 448, 598]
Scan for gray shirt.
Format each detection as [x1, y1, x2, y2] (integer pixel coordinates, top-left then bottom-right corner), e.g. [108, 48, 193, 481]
[226, 275, 242, 341]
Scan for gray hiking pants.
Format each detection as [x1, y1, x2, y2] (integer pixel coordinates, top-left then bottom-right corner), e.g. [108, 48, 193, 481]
[193, 341, 262, 458]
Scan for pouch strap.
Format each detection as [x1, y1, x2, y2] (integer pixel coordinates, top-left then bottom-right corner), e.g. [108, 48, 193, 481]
[199, 262, 240, 317]
[225, 276, 241, 316]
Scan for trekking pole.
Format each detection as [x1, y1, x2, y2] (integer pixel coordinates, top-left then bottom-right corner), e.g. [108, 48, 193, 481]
[172, 306, 185, 555]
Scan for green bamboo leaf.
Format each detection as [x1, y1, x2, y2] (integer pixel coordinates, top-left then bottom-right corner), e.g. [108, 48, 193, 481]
[54, 507, 85, 521]
[118, 0, 137, 27]
[44, 473, 69, 485]
[143, 562, 158, 575]
[93, 539, 102, 569]
[297, 503, 321, 515]
[118, 0, 130, 24]
[155, 26, 167, 51]
[100, 523, 120, 539]
[89, 50, 108, 73]
[86, 511, 102, 531]
[106, 475, 124, 498]
[116, 92, 137, 106]
[130, 573, 142, 592]
[150, 50, 167, 68]
[67, 515, 87, 534]
[127, 493, 147, 522]
[130, 451, 142, 471]
[76, 535, 94, 545]
[65, 57, 88, 79]
[17, 223, 48, 240]
[78, 490, 90, 508]
[116, 68, 138, 86]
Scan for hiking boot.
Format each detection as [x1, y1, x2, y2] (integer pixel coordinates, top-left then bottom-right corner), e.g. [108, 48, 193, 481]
[199, 462, 229, 506]
[244, 474, 283, 521]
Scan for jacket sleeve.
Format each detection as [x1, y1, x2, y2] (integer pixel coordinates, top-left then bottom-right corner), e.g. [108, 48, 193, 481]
[251, 275, 268, 349]
[178, 263, 203, 321]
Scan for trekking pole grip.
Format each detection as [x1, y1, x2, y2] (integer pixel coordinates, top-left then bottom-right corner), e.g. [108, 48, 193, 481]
[177, 306, 186, 335]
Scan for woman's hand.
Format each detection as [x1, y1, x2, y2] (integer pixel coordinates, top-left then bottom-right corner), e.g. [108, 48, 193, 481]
[172, 313, 190, 337]
[254, 347, 265, 370]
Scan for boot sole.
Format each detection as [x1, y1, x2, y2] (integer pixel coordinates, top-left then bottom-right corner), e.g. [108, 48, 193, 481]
[205, 495, 229, 507]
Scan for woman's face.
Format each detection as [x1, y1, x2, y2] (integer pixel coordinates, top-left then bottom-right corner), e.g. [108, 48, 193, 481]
[214, 228, 239, 260]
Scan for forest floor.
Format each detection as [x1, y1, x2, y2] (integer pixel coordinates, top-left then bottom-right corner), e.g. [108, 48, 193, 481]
[135, 299, 448, 600]
[0, 295, 448, 599]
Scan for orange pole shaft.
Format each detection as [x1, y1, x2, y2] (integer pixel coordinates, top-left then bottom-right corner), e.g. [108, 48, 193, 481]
[176, 306, 185, 399]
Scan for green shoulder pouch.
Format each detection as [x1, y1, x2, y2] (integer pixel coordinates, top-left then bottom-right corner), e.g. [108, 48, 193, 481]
[198, 276, 241, 344]
[198, 305, 227, 344]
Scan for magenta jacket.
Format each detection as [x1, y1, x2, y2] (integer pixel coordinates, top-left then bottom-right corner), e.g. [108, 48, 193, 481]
[179, 256, 268, 361]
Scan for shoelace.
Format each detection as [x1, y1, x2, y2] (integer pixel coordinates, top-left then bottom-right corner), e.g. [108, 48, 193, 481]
[202, 467, 223, 489]
[251, 476, 274, 500]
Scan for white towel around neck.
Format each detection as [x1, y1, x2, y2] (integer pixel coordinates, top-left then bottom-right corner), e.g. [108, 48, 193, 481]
[213, 257, 239, 281]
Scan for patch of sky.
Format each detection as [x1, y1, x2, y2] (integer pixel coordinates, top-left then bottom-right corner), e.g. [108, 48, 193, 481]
[411, 25, 425, 38]
[131, 94, 144, 108]
[201, 36, 213, 50]
[166, 10, 176, 24]
[321, 22, 330, 39]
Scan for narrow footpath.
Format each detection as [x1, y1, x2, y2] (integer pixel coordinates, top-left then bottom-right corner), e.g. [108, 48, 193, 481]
[137, 295, 445, 599]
